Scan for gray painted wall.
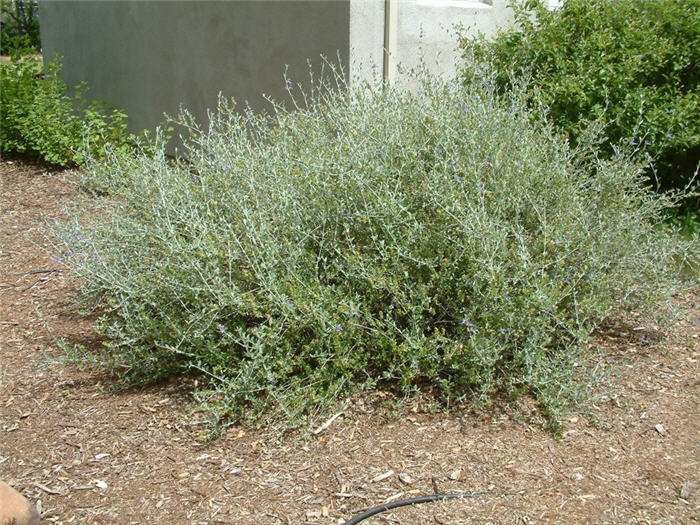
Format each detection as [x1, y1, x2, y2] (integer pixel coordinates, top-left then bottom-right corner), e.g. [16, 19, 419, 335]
[39, 0, 515, 138]
[40, 1, 351, 136]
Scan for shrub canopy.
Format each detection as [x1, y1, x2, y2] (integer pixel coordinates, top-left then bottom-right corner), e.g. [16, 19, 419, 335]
[0, 0, 40, 56]
[460, 0, 699, 206]
[0, 57, 133, 166]
[56, 71, 696, 430]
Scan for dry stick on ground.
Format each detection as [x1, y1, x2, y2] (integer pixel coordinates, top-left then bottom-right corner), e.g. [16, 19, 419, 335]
[15, 268, 63, 275]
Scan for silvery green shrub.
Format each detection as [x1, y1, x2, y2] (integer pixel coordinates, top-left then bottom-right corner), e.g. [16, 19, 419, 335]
[55, 70, 697, 429]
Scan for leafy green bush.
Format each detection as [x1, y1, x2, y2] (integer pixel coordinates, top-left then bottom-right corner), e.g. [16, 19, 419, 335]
[1, 1, 40, 56]
[0, 56, 132, 166]
[460, 0, 699, 207]
[55, 71, 696, 430]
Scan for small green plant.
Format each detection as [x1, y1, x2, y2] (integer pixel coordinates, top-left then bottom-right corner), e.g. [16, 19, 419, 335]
[54, 69, 697, 431]
[460, 0, 699, 208]
[0, 55, 133, 166]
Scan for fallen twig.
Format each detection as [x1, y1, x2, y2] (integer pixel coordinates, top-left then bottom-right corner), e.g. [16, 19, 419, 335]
[312, 410, 344, 435]
[16, 268, 63, 276]
[21, 279, 42, 292]
[33, 482, 64, 495]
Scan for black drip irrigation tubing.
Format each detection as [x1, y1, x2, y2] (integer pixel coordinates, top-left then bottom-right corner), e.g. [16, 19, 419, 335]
[342, 481, 518, 525]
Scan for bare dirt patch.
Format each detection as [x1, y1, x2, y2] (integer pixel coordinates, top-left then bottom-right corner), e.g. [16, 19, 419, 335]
[1, 159, 698, 524]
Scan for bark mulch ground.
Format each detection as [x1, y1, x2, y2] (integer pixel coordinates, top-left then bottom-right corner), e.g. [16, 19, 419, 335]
[1, 159, 698, 524]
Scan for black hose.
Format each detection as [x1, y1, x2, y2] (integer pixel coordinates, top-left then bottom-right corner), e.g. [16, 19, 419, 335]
[342, 491, 491, 525]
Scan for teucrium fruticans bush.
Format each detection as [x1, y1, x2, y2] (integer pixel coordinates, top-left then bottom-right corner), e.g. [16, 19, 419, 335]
[55, 70, 697, 430]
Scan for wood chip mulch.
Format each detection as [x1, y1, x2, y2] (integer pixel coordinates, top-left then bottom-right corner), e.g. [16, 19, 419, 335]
[1, 159, 698, 524]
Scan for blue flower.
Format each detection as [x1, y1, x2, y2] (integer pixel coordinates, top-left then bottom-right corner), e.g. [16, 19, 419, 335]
[460, 316, 477, 334]
[435, 146, 445, 154]
[217, 324, 227, 334]
[334, 324, 343, 331]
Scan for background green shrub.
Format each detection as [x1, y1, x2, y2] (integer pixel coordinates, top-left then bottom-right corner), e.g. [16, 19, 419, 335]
[55, 71, 696, 430]
[460, 0, 699, 210]
[0, 56, 133, 166]
[0, 0, 40, 56]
